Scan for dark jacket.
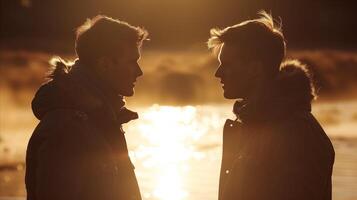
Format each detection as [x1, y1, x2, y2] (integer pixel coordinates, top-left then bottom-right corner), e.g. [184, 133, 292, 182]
[25, 61, 142, 200]
[219, 62, 335, 200]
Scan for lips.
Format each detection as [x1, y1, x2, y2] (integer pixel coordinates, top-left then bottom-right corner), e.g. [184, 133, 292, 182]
[220, 80, 227, 89]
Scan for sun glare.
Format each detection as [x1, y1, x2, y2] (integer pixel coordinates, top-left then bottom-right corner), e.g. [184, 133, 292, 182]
[124, 104, 230, 200]
[131, 105, 207, 199]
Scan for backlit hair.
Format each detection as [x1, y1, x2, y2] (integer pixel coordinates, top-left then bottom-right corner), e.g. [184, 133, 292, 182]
[208, 11, 286, 75]
[75, 15, 148, 64]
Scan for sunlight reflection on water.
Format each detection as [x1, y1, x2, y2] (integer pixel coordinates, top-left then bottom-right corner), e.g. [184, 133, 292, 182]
[125, 105, 232, 200]
[0, 103, 357, 199]
[123, 103, 357, 200]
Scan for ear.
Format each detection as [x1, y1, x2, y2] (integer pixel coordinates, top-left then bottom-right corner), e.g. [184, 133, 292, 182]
[248, 61, 264, 78]
[96, 57, 111, 71]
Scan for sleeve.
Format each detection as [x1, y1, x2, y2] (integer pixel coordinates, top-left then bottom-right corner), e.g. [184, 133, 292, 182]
[224, 121, 328, 200]
[35, 112, 87, 200]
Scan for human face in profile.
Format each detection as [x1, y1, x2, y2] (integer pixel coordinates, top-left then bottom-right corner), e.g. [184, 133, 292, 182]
[215, 44, 261, 100]
[98, 45, 143, 96]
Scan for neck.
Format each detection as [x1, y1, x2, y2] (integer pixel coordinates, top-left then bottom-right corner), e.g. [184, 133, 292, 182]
[243, 77, 272, 105]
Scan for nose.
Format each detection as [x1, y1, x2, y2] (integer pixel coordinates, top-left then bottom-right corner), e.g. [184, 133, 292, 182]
[136, 63, 143, 77]
[215, 64, 223, 78]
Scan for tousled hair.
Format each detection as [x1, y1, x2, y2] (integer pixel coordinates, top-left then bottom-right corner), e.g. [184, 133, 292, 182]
[208, 11, 317, 101]
[46, 15, 148, 80]
[208, 10, 286, 76]
[75, 15, 148, 64]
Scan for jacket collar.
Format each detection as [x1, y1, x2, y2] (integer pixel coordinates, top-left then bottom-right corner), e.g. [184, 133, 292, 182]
[232, 61, 314, 123]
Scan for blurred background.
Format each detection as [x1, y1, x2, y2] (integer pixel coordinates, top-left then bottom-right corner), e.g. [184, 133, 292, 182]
[1, 0, 357, 199]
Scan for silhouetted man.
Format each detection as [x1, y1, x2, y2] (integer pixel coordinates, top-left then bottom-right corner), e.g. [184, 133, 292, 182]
[208, 11, 335, 200]
[26, 16, 148, 200]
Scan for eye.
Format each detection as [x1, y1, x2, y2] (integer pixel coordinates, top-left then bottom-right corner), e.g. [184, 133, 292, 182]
[220, 62, 230, 69]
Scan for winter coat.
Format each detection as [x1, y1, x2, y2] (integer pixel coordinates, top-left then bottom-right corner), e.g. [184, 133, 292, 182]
[25, 61, 142, 200]
[219, 62, 335, 200]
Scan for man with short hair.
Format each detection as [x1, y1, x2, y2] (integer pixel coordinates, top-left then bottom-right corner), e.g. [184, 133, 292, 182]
[208, 11, 335, 200]
[26, 15, 148, 200]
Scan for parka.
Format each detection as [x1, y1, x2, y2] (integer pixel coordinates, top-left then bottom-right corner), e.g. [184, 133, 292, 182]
[25, 60, 142, 200]
[219, 61, 335, 200]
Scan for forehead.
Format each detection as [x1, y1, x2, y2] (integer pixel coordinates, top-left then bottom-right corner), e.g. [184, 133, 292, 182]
[111, 43, 141, 59]
[218, 44, 249, 63]
[128, 46, 141, 59]
[219, 44, 241, 61]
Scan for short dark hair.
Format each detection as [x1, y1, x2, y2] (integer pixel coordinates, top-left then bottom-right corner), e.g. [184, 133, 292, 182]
[208, 11, 286, 76]
[75, 15, 148, 64]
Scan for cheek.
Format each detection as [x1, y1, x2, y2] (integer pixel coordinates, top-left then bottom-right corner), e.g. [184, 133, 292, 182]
[105, 68, 126, 85]
[111, 65, 130, 76]
[225, 68, 237, 82]
[226, 69, 249, 88]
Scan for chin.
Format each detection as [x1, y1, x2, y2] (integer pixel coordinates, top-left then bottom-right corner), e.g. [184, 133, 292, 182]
[223, 92, 236, 99]
[120, 88, 135, 97]
[223, 89, 240, 99]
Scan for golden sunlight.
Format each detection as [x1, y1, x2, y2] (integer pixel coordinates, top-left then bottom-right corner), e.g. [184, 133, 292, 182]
[135, 105, 200, 200]
[124, 105, 230, 200]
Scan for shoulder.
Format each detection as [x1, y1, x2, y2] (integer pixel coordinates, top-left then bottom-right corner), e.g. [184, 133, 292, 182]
[32, 109, 89, 143]
[265, 112, 333, 159]
[29, 109, 93, 159]
[275, 112, 330, 145]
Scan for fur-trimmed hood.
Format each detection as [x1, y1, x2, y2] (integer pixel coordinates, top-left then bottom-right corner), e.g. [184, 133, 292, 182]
[32, 59, 138, 124]
[276, 59, 316, 105]
[234, 59, 316, 122]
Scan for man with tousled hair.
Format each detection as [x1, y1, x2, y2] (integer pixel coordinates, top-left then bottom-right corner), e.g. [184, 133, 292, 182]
[26, 15, 148, 200]
[208, 11, 334, 200]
